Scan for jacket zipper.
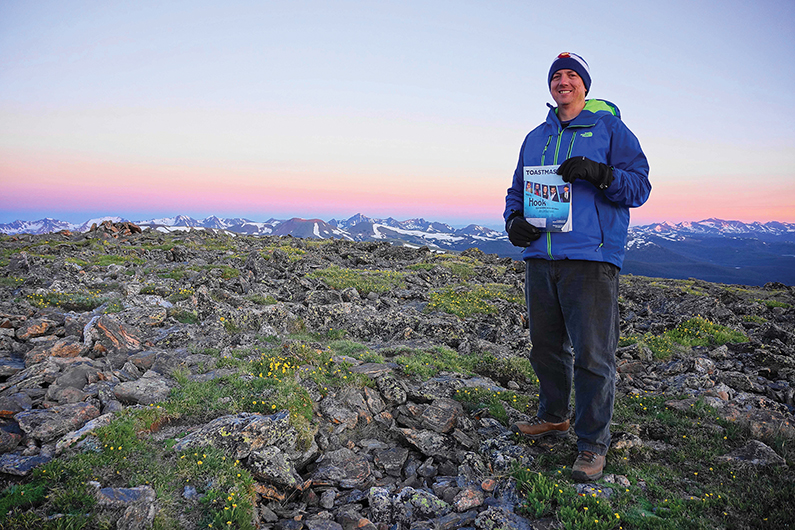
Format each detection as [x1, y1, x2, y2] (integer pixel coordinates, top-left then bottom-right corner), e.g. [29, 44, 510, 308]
[540, 136, 552, 165]
[544, 129, 577, 259]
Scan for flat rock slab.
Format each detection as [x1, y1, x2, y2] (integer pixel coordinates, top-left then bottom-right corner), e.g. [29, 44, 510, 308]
[0, 358, 25, 378]
[56, 412, 115, 455]
[0, 452, 52, 476]
[114, 370, 171, 405]
[716, 440, 787, 467]
[398, 427, 451, 459]
[15, 401, 101, 442]
[0, 392, 33, 417]
[94, 483, 157, 507]
[172, 411, 297, 460]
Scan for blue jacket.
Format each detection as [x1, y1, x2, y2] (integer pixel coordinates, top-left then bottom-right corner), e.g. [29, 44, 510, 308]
[504, 99, 651, 268]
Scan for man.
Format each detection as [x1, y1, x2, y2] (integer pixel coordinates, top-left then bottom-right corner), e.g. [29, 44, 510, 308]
[503, 52, 650, 481]
[548, 185, 559, 202]
[560, 184, 571, 203]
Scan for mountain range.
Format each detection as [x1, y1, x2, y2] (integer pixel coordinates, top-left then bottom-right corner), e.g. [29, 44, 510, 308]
[2, 215, 794, 286]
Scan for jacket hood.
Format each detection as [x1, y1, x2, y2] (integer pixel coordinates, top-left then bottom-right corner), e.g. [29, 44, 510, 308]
[546, 99, 621, 126]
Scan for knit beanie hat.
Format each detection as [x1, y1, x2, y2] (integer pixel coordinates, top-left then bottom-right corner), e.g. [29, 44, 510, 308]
[548, 52, 591, 94]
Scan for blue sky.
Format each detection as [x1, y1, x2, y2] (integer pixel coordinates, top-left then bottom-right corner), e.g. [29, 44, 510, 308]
[1, 0, 794, 228]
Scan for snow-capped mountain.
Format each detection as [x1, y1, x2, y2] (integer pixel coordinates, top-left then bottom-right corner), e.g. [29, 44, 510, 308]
[624, 220, 795, 286]
[2, 215, 793, 285]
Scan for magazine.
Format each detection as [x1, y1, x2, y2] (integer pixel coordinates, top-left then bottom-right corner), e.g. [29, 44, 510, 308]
[522, 165, 572, 232]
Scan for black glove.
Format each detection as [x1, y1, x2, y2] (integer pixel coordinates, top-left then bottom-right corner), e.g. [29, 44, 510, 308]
[557, 156, 614, 190]
[505, 210, 541, 247]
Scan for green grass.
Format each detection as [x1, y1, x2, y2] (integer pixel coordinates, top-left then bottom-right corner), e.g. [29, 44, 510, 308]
[308, 264, 406, 296]
[394, 345, 478, 379]
[619, 317, 748, 360]
[454, 386, 531, 425]
[0, 276, 24, 287]
[426, 283, 522, 318]
[757, 299, 791, 309]
[169, 308, 199, 324]
[25, 290, 109, 311]
[246, 293, 277, 305]
[190, 264, 241, 280]
[259, 245, 307, 261]
[512, 392, 795, 530]
[0, 333, 395, 528]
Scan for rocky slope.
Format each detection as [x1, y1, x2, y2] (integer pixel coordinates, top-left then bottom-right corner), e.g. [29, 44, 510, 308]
[0, 223, 793, 529]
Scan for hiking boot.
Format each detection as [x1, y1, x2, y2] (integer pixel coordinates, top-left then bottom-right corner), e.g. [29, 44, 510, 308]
[510, 416, 570, 440]
[572, 451, 605, 482]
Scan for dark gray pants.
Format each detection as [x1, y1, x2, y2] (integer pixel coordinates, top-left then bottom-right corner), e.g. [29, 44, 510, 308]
[525, 258, 619, 455]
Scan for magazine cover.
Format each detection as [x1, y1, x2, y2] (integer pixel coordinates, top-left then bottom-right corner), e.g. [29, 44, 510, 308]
[523, 165, 572, 232]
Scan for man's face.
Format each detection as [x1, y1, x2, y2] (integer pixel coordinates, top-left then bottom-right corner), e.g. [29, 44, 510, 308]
[550, 69, 586, 107]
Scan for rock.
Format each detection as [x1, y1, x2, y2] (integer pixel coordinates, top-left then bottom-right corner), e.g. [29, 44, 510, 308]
[319, 488, 337, 510]
[0, 420, 24, 453]
[434, 509, 478, 530]
[452, 485, 484, 511]
[398, 428, 451, 459]
[611, 432, 643, 451]
[91, 482, 157, 530]
[172, 411, 298, 460]
[16, 318, 58, 340]
[312, 448, 373, 489]
[304, 518, 343, 530]
[113, 370, 171, 405]
[0, 393, 33, 417]
[248, 445, 304, 489]
[86, 315, 143, 355]
[474, 506, 535, 530]
[420, 398, 463, 434]
[374, 447, 409, 477]
[320, 395, 360, 431]
[0, 357, 25, 378]
[55, 412, 115, 455]
[0, 452, 51, 475]
[398, 486, 451, 520]
[716, 440, 787, 467]
[376, 375, 407, 405]
[15, 401, 101, 442]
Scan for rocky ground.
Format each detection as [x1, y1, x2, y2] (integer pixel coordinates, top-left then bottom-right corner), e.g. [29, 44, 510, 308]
[0, 222, 793, 529]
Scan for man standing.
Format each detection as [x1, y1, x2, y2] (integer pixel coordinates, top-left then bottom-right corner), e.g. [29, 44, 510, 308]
[560, 184, 571, 203]
[503, 52, 650, 481]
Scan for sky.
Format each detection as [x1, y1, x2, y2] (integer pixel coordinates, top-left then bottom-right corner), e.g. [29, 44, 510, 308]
[1, 0, 794, 229]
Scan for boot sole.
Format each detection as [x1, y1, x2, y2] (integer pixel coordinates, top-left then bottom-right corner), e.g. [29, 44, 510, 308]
[511, 424, 569, 440]
[572, 469, 603, 482]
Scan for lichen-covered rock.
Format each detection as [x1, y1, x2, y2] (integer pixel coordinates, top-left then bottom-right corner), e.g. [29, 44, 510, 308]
[420, 398, 463, 434]
[55, 412, 115, 455]
[376, 374, 407, 405]
[172, 411, 298, 460]
[398, 427, 451, 459]
[248, 445, 304, 489]
[15, 401, 101, 442]
[312, 447, 372, 489]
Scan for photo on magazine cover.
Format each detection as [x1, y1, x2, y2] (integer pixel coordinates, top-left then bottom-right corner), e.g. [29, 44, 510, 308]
[523, 165, 572, 232]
